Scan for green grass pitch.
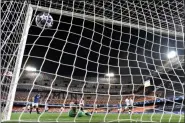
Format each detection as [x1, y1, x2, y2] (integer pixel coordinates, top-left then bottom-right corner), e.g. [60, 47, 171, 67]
[6, 112, 184, 122]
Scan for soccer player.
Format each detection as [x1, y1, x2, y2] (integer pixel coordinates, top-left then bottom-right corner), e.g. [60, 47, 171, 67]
[129, 97, 134, 114]
[30, 94, 40, 114]
[68, 101, 77, 117]
[124, 97, 131, 114]
[68, 100, 91, 117]
[79, 98, 84, 111]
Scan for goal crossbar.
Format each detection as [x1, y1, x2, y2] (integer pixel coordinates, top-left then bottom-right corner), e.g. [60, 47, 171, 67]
[31, 5, 184, 37]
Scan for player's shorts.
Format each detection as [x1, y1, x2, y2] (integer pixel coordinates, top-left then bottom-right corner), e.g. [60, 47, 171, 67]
[129, 105, 133, 109]
[32, 102, 39, 107]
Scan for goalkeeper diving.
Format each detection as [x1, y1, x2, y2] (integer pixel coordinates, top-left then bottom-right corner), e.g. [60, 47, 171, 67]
[68, 100, 91, 117]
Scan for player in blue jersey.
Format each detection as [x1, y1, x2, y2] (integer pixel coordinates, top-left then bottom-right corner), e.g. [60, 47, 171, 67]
[30, 94, 40, 114]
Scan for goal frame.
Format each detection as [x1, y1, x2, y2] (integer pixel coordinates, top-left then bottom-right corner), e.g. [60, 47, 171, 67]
[1, 2, 184, 121]
[2, 4, 33, 121]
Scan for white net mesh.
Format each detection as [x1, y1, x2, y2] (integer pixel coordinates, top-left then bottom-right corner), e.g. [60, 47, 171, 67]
[1, 0, 184, 122]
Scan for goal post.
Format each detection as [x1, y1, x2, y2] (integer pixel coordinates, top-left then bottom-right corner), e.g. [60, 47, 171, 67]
[1, 3, 33, 121]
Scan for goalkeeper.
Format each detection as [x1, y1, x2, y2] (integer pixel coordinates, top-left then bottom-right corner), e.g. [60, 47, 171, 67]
[68, 101, 91, 117]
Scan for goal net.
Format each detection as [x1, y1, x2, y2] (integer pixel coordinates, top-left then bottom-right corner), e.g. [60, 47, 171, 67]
[1, 0, 184, 122]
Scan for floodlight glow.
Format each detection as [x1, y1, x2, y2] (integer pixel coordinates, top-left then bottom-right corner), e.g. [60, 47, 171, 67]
[25, 66, 36, 71]
[167, 51, 177, 59]
[105, 73, 114, 77]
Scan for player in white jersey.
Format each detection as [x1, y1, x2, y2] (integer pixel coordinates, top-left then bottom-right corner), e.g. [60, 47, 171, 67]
[125, 97, 130, 109]
[129, 98, 134, 107]
[124, 97, 131, 114]
[79, 98, 85, 111]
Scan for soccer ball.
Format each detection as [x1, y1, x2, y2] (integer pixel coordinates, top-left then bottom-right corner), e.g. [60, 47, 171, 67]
[35, 12, 53, 28]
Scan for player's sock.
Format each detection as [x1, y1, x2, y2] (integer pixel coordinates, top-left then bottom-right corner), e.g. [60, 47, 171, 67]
[128, 110, 131, 114]
[29, 108, 32, 114]
[36, 108, 40, 114]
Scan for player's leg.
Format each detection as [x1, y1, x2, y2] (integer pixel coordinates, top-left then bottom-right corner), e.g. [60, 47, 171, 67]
[121, 108, 124, 113]
[80, 105, 84, 111]
[121, 107, 124, 113]
[45, 107, 48, 112]
[27, 105, 30, 113]
[45, 105, 48, 112]
[93, 105, 97, 113]
[35, 103, 40, 114]
[81, 107, 84, 111]
[128, 106, 131, 114]
[29, 103, 33, 114]
[84, 110, 91, 116]
[130, 106, 133, 114]
[118, 108, 122, 113]
[107, 107, 111, 113]
[77, 110, 91, 117]
[124, 105, 129, 113]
